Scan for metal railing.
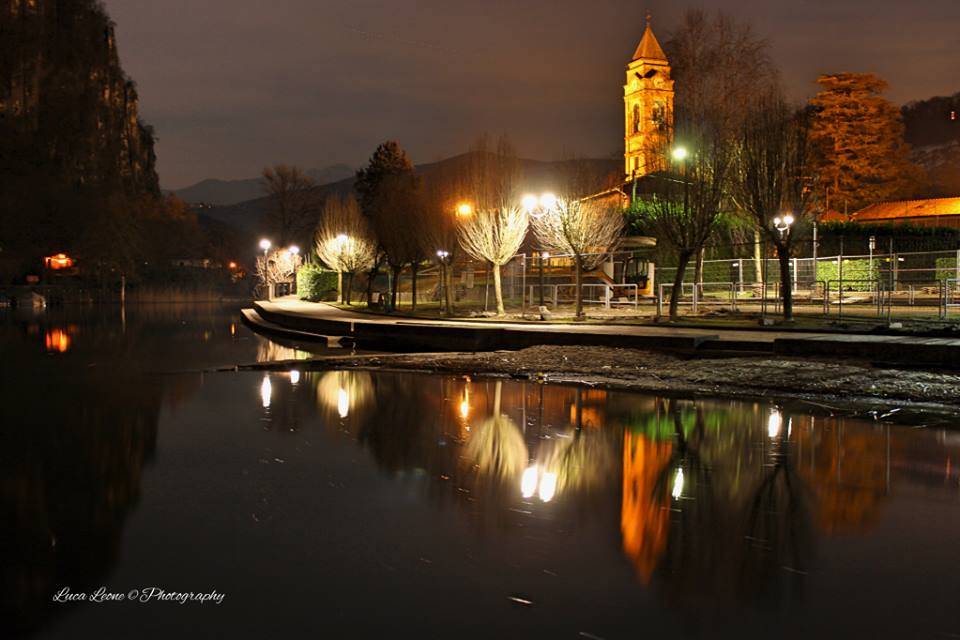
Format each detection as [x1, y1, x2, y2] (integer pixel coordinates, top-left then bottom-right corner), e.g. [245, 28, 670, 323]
[526, 283, 640, 309]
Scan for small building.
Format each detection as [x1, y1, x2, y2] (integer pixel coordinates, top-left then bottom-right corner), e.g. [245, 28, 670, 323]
[822, 196, 960, 228]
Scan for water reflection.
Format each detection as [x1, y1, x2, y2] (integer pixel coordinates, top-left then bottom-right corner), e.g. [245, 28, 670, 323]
[287, 374, 960, 611]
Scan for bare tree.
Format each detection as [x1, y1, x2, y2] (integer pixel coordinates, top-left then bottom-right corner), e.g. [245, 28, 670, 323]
[315, 194, 377, 305]
[733, 94, 816, 321]
[531, 198, 624, 319]
[255, 247, 302, 297]
[633, 10, 772, 320]
[420, 171, 466, 315]
[457, 206, 528, 316]
[261, 165, 317, 246]
[468, 134, 520, 210]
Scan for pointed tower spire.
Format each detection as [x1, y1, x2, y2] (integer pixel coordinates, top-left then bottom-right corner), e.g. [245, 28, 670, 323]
[632, 12, 667, 62]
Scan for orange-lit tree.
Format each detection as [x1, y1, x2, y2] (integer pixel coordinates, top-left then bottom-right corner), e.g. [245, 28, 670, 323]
[810, 73, 922, 212]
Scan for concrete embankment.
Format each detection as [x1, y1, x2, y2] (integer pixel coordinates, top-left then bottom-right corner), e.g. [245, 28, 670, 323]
[242, 299, 960, 368]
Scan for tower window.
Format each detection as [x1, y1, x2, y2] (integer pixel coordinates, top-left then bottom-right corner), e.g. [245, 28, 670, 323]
[632, 104, 641, 134]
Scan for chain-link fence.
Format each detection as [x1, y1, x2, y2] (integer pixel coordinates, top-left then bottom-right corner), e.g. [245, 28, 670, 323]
[315, 246, 960, 321]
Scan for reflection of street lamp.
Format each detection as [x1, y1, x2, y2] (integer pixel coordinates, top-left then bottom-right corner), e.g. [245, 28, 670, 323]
[671, 467, 684, 499]
[260, 375, 272, 409]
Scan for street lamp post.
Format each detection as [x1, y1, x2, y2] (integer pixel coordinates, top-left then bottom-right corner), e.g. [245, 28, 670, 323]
[521, 193, 557, 315]
[437, 250, 450, 315]
[258, 239, 272, 299]
[538, 251, 549, 308]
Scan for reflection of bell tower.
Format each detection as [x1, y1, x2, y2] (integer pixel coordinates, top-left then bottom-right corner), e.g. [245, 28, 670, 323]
[624, 13, 674, 181]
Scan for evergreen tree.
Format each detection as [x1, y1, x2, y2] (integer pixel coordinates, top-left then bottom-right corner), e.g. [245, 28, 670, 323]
[810, 73, 922, 212]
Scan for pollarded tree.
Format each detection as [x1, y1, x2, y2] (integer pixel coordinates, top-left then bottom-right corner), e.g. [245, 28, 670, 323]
[810, 73, 921, 212]
[531, 198, 624, 320]
[315, 194, 376, 305]
[733, 94, 816, 321]
[457, 206, 528, 316]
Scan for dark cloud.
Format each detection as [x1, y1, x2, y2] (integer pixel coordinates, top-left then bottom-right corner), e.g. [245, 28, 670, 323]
[103, 0, 960, 188]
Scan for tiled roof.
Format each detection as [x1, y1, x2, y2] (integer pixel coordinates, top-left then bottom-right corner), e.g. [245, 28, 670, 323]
[853, 197, 960, 221]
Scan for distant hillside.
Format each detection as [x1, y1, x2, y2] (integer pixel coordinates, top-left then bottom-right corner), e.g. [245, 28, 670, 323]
[171, 164, 354, 206]
[903, 93, 960, 196]
[203, 154, 620, 232]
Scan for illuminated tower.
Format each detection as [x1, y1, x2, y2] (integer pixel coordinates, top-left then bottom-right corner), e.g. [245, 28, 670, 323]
[624, 14, 674, 181]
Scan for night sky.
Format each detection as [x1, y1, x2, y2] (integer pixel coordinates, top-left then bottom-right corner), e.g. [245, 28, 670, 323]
[103, 0, 960, 189]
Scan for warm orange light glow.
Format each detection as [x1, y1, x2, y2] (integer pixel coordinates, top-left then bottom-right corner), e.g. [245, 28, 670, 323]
[456, 202, 473, 217]
[44, 328, 71, 353]
[44, 253, 74, 270]
[228, 261, 238, 270]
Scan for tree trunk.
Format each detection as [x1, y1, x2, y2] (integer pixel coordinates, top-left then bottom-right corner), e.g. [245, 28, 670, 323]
[753, 229, 763, 284]
[493, 263, 505, 316]
[574, 254, 584, 320]
[345, 272, 353, 305]
[693, 246, 705, 287]
[410, 262, 418, 311]
[444, 264, 454, 316]
[366, 263, 379, 306]
[390, 264, 402, 311]
[777, 242, 794, 321]
[669, 250, 693, 320]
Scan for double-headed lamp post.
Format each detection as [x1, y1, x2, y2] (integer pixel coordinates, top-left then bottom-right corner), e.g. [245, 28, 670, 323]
[436, 250, 451, 315]
[773, 213, 795, 239]
[521, 193, 557, 310]
[259, 238, 271, 258]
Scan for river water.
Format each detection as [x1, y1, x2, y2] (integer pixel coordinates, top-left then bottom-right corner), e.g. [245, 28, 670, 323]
[2, 304, 959, 639]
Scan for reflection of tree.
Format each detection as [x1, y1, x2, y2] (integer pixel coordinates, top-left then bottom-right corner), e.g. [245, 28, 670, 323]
[315, 370, 374, 419]
[465, 382, 527, 481]
[736, 416, 813, 601]
[796, 421, 889, 533]
[0, 343, 160, 634]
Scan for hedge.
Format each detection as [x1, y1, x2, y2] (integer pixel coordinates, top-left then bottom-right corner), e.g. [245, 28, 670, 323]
[935, 257, 960, 282]
[815, 258, 879, 291]
[296, 264, 338, 301]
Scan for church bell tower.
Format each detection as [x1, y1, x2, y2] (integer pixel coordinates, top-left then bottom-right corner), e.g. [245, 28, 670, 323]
[624, 14, 674, 181]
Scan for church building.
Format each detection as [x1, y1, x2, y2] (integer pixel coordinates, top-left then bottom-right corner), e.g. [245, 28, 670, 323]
[623, 16, 674, 182]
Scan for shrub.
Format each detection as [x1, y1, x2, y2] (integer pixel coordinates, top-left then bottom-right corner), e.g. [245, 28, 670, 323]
[816, 258, 879, 291]
[297, 263, 338, 301]
[935, 257, 960, 282]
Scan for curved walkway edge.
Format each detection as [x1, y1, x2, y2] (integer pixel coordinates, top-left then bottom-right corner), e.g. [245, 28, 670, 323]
[243, 299, 960, 368]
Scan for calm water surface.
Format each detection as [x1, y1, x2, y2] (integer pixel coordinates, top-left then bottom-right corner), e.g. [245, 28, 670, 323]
[2, 304, 960, 639]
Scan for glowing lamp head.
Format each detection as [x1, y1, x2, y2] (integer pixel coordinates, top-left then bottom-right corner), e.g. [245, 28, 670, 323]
[259, 239, 271, 251]
[289, 245, 300, 256]
[783, 214, 795, 226]
[672, 146, 689, 162]
[456, 202, 473, 217]
[539, 193, 557, 211]
[773, 216, 782, 226]
[521, 194, 539, 212]
[336, 234, 348, 248]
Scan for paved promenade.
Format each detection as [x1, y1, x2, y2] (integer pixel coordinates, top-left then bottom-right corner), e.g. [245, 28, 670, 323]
[243, 299, 960, 367]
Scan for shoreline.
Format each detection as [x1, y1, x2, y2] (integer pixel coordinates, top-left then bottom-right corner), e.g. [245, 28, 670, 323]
[221, 345, 960, 422]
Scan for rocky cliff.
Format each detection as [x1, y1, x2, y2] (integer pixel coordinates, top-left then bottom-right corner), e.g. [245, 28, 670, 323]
[0, 0, 159, 256]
